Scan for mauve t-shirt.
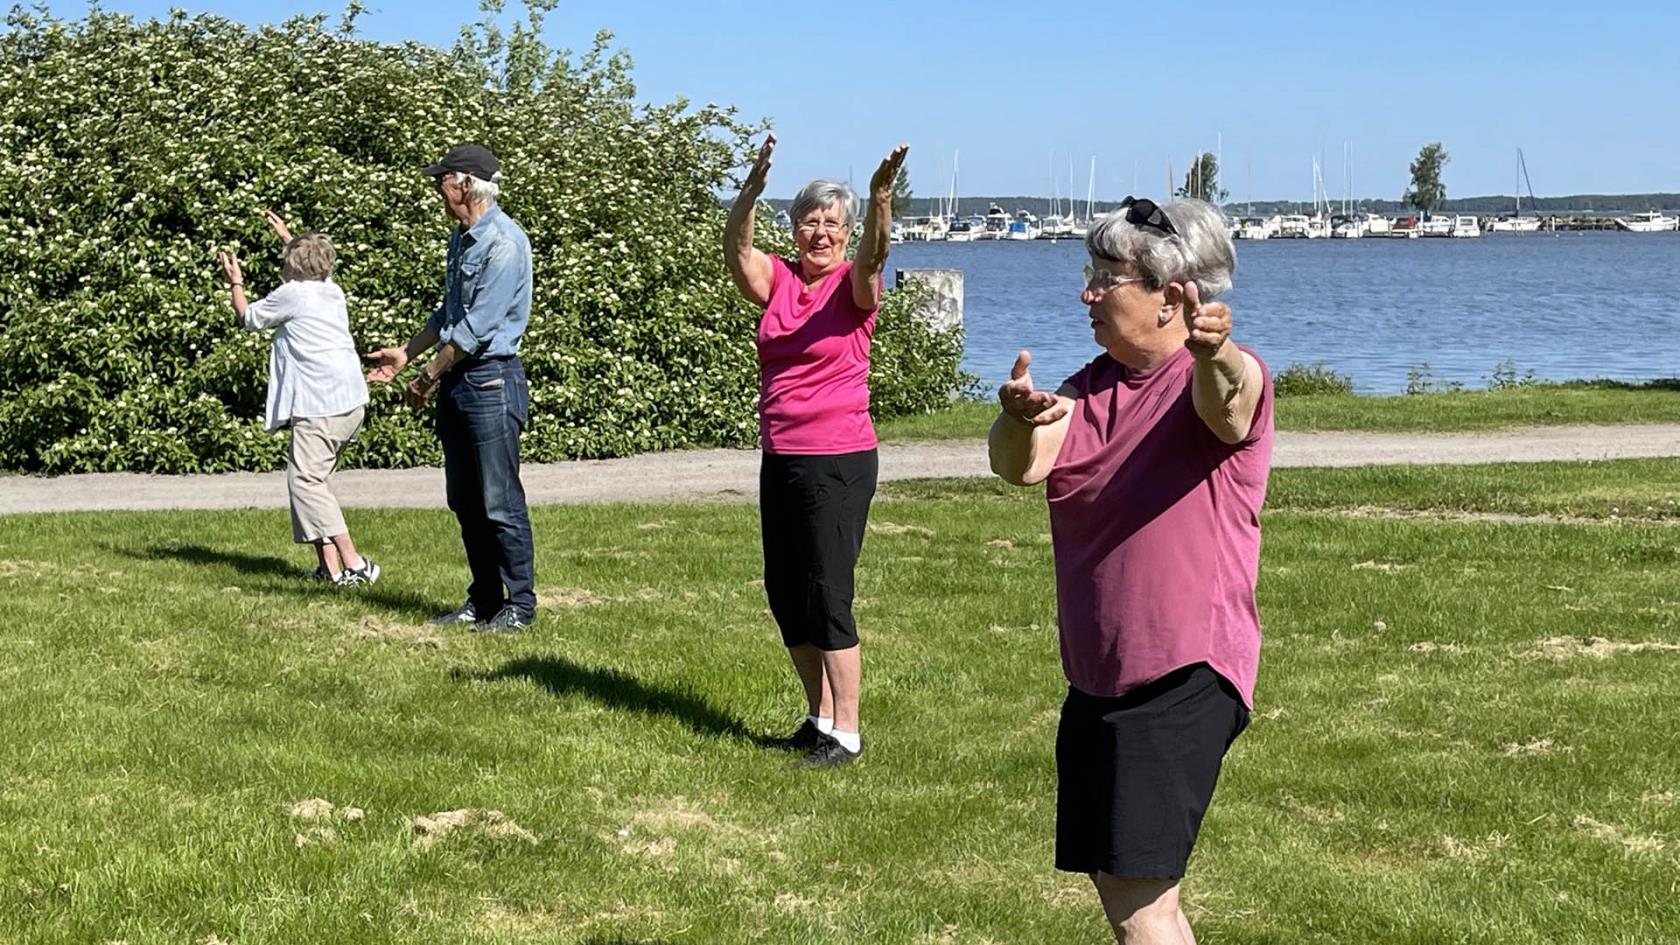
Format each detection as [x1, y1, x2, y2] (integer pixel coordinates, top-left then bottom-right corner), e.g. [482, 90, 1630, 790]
[1046, 346, 1274, 707]
[756, 255, 878, 455]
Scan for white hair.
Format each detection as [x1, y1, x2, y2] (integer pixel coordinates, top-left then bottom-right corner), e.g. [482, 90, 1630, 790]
[449, 171, 501, 206]
[1085, 198, 1235, 298]
[790, 179, 859, 229]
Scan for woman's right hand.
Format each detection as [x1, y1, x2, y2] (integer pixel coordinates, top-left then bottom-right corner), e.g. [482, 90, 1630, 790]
[263, 208, 293, 243]
[742, 133, 775, 196]
[998, 350, 1067, 425]
[364, 346, 408, 383]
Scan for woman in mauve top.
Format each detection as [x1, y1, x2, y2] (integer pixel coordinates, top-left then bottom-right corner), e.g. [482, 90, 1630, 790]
[988, 197, 1272, 944]
[722, 134, 908, 767]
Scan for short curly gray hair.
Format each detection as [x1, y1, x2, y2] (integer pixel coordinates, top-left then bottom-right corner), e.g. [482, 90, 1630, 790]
[1085, 199, 1235, 298]
[281, 233, 337, 282]
[790, 179, 859, 230]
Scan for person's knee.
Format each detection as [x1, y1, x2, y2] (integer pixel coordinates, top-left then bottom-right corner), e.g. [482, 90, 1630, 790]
[1094, 874, 1180, 932]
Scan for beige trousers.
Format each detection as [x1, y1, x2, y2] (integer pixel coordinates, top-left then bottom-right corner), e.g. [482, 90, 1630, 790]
[287, 406, 365, 543]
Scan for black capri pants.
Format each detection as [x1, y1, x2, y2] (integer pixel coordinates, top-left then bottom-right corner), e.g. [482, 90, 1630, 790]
[758, 449, 878, 651]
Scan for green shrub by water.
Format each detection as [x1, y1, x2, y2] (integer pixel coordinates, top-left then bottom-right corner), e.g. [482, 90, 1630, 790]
[0, 6, 967, 473]
[1273, 361, 1356, 397]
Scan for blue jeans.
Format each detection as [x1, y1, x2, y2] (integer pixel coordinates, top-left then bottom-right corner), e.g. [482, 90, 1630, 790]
[437, 357, 535, 618]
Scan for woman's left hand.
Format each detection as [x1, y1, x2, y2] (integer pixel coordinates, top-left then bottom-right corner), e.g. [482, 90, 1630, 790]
[869, 144, 909, 203]
[1179, 281, 1231, 358]
[218, 250, 243, 286]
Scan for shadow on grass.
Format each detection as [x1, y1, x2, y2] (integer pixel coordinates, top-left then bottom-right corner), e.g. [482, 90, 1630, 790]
[110, 541, 452, 619]
[467, 655, 781, 748]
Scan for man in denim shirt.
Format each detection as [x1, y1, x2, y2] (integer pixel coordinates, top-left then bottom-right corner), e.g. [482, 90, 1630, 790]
[366, 143, 537, 632]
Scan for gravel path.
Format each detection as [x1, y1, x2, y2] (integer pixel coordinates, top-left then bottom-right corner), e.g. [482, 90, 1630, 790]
[4, 424, 1677, 514]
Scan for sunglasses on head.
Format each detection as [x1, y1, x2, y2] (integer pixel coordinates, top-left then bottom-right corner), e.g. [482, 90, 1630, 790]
[1119, 196, 1178, 237]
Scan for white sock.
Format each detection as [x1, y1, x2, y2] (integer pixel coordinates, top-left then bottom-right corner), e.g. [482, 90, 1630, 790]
[811, 715, 834, 734]
[830, 728, 861, 753]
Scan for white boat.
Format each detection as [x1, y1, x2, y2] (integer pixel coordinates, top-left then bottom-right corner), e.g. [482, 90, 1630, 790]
[1361, 213, 1393, 235]
[1233, 216, 1274, 240]
[1417, 215, 1454, 237]
[889, 221, 905, 244]
[1489, 149, 1545, 233]
[945, 216, 982, 242]
[1331, 215, 1364, 239]
[1006, 210, 1041, 241]
[981, 204, 1010, 240]
[1450, 214, 1482, 238]
[1616, 211, 1679, 233]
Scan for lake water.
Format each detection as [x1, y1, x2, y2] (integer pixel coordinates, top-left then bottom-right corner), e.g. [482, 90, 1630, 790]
[889, 231, 1680, 394]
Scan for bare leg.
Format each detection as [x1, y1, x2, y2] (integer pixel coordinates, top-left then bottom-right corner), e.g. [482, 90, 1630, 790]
[327, 533, 362, 571]
[1091, 874, 1187, 945]
[788, 644, 832, 717]
[820, 645, 861, 733]
[1176, 908, 1197, 945]
[317, 540, 343, 575]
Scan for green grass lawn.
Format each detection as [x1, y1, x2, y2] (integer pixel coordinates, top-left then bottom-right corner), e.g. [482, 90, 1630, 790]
[875, 380, 1680, 441]
[5, 461, 1679, 943]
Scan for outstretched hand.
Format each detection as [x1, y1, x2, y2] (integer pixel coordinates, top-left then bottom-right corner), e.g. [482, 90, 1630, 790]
[997, 350, 1068, 426]
[1179, 281, 1231, 359]
[870, 143, 909, 201]
[364, 346, 408, 384]
[742, 133, 775, 196]
[217, 250, 242, 286]
[263, 209, 293, 243]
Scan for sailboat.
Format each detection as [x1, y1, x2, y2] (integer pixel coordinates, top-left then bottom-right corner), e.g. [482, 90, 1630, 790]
[1070, 157, 1095, 239]
[1615, 210, 1680, 233]
[1489, 149, 1543, 233]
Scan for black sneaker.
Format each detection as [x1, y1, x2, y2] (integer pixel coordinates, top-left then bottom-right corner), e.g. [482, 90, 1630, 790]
[799, 734, 864, 767]
[337, 558, 381, 587]
[780, 719, 824, 753]
[306, 565, 334, 583]
[473, 606, 534, 634]
[429, 601, 479, 627]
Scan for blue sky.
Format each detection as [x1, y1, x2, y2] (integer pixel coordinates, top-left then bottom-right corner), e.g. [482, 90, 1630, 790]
[43, 0, 1680, 201]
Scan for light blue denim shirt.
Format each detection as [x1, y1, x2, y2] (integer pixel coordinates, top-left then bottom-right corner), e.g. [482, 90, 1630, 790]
[426, 202, 533, 359]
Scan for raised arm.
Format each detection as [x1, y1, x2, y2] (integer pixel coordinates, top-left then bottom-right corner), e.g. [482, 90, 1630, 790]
[851, 143, 908, 311]
[988, 350, 1074, 486]
[1178, 282, 1263, 444]
[218, 251, 249, 324]
[722, 133, 777, 307]
[263, 208, 293, 244]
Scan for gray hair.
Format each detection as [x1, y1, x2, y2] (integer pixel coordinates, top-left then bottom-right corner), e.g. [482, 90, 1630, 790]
[449, 170, 501, 206]
[281, 233, 337, 282]
[790, 179, 859, 229]
[1085, 198, 1235, 298]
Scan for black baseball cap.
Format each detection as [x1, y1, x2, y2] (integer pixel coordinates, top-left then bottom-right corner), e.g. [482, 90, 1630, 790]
[422, 143, 500, 181]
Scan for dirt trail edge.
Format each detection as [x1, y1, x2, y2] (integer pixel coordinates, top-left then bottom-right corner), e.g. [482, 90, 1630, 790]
[4, 424, 1677, 514]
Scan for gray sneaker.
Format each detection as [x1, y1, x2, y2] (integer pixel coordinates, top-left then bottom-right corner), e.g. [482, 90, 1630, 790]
[337, 558, 381, 587]
[429, 601, 478, 626]
[473, 606, 534, 634]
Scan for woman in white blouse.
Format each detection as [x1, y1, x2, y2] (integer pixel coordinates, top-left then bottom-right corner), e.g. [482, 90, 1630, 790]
[218, 211, 378, 585]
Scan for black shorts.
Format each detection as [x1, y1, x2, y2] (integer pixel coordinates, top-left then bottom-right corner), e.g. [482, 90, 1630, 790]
[758, 449, 878, 651]
[1054, 663, 1249, 879]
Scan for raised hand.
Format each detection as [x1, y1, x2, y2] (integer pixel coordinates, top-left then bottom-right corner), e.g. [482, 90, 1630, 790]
[742, 133, 776, 196]
[364, 346, 408, 384]
[217, 250, 243, 285]
[1179, 281, 1231, 359]
[263, 208, 293, 243]
[997, 350, 1067, 426]
[870, 143, 909, 202]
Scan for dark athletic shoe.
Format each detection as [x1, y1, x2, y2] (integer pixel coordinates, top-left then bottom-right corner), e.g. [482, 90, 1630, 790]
[429, 601, 478, 627]
[780, 719, 824, 753]
[473, 606, 534, 634]
[337, 558, 381, 587]
[799, 734, 864, 768]
[306, 565, 334, 583]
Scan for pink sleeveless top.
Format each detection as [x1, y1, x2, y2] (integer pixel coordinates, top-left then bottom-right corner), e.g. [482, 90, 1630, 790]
[1046, 347, 1274, 707]
[756, 255, 877, 455]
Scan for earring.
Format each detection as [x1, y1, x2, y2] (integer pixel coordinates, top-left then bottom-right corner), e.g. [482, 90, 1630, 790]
[1158, 309, 1173, 326]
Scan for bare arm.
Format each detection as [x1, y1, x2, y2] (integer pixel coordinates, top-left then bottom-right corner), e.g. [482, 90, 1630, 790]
[723, 133, 776, 307]
[987, 350, 1074, 486]
[851, 143, 908, 311]
[1180, 282, 1263, 444]
[217, 251, 249, 323]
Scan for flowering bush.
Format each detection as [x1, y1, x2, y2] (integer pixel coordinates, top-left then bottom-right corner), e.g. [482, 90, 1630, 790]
[0, 5, 968, 473]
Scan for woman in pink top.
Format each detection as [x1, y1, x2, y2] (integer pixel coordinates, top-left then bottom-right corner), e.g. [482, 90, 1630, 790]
[722, 134, 907, 767]
[988, 197, 1272, 944]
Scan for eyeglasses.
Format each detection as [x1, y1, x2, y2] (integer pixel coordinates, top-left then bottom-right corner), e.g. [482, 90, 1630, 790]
[1119, 196, 1178, 237]
[796, 219, 847, 236]
[1082, 265, 1143, 294]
